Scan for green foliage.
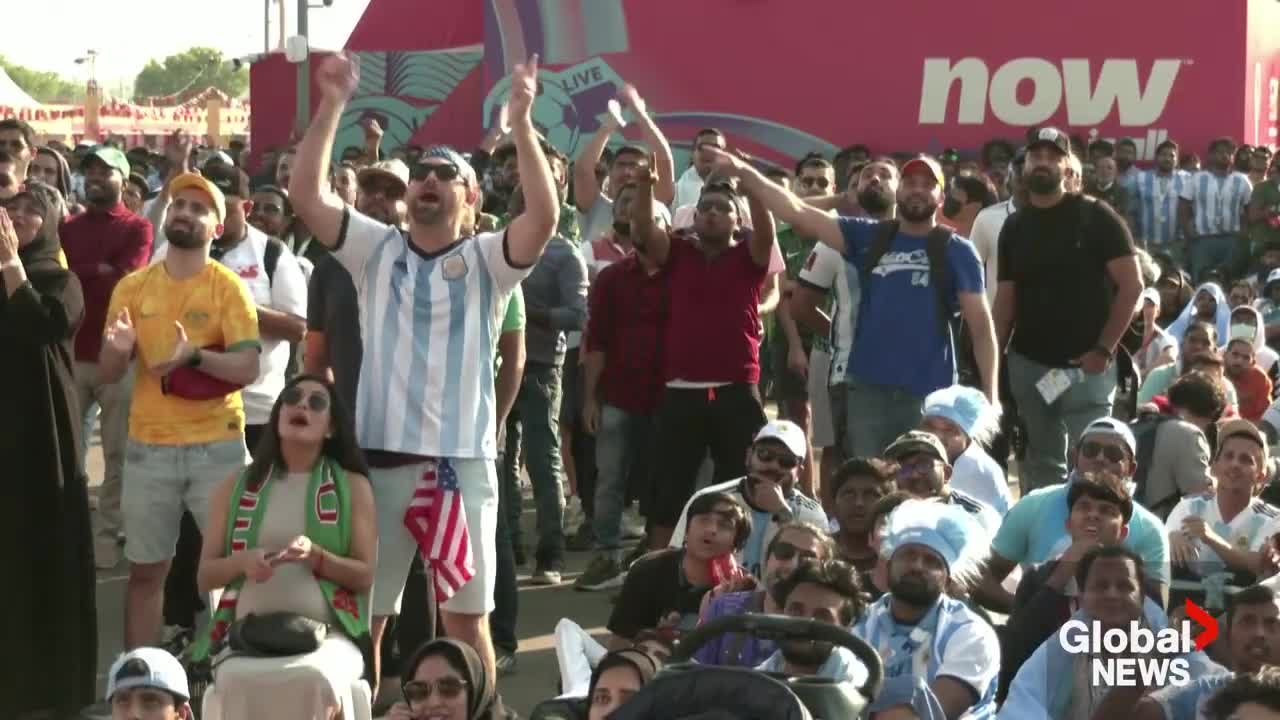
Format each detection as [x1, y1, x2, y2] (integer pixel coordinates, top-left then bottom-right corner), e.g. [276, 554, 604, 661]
[132, 47, 248, 103]
[0, 56, 84, 104]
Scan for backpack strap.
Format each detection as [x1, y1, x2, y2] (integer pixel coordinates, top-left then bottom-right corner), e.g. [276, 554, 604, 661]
[860, 220, 901, 286]
[926, 226, 956, 337]
[264, 236, 285, 287]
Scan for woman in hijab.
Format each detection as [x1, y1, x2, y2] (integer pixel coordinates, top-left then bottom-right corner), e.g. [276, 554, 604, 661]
[1165, 281, 1231, 346]
[32, 146, 74, 206]
[390, 639, 512, 720]
[586, 649, 661, 720]
[0, 180, 96, 719]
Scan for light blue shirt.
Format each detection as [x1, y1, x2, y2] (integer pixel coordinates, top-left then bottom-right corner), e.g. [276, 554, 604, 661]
[1131, 169, 1191, 246]
[1180, 170, 1253, 236]
[992, 478, 1172, 584]
[756, 646, 868, 686]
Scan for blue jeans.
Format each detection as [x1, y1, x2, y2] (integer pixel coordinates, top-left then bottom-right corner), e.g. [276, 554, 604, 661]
[516, 362, 565, 566]
[1007, 350, 1117, 493]
[845, 381, 927, 460]
[593, 405, 655, 549]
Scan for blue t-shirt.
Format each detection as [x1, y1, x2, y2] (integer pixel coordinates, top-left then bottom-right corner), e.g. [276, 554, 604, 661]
[838, 217, 984, 395]
[1150, 672, 1233, 720]
[992, 479, 1172, 583]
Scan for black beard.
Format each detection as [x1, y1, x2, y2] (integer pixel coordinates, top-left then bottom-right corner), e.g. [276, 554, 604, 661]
[86, 187, 120, 207]
[166, 225, 205, 249]
[1027, 171, 1061, 195]
[779, 638, 833, 670]
[898, 199, 938, 223]
[857, 187, 893, 214]
[889, 572, 943, 607]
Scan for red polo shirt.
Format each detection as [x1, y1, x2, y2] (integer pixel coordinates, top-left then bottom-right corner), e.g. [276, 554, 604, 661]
[661, 231, 767, 384]
[61, 203, 153, 363]
[585, 255, 668, 414]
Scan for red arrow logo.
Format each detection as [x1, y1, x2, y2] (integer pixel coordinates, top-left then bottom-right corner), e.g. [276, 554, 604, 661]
[1185, 599, 1219, 651]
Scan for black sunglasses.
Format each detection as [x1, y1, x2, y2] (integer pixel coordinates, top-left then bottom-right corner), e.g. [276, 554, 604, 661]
[754, 446, 799, 469]
[1080, 441, 1127, 464]
[771, 540, 817, 562]
[800, 176, 830, 189]
[281, 385, 330, 413]
[410, 162, 461, 183]
[403, 677, 468, 705]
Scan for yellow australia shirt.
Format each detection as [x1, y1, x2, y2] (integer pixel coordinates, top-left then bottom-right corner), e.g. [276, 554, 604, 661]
[106, 261, 261, 445]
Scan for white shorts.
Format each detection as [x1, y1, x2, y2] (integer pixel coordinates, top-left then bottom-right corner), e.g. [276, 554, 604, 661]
[808, 349, 836, 448]
[370, 458, 498, 616]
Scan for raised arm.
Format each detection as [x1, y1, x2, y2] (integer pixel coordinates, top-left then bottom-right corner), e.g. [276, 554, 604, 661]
[743, 179, 777, 269]
[504, 57, 560, 267]
[290, 53, 360, 248]
[573, 114, 619, 212]
[619, 85, 676, 206]
[630, 171, 671, 265]
[706, 147, 845, 253]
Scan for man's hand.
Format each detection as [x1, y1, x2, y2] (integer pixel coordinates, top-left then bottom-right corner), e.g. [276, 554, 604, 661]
[1071, 348, 1111, 375]
[787, 344, 808, 378]
[315, 52, 360, 104]
[749, 477, 789, 514]
[362, 117, 383, 142]
[164, 130, 193, 176]
[583, 393, 602, 435]
[507, 55, 540, 127]
[240, 548, 275, 583]
[103, 309, 137, 354]
[617, 83, 647, 116]
[702, 146, 747, 179]
[148, 321, 195, 376]
[1169, 531, 1201, 567]
[0, 208, 19, 262]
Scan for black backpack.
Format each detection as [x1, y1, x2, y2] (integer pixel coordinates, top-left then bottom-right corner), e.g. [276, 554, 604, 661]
[263, 236, 285, 287]
[1130, 412, 1177, 513]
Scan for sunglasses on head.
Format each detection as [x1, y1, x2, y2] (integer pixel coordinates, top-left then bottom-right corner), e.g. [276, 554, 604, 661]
[696, 197, 735, 214]
[403, 677, 468, 705]
[800, 177, 830, 189]
[771, 540, 817, 562]
[281, 385, 330, 413]
[409, 162, 461, 183]
[755, 445, 799, 469]
[1080, 441, 1127, 464]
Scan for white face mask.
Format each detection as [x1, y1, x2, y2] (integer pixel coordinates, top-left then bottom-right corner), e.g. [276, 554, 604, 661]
[1232, 323, 1258, 342]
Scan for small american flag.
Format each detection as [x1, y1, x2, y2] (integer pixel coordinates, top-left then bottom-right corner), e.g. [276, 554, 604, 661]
[403, 459, 475, 602]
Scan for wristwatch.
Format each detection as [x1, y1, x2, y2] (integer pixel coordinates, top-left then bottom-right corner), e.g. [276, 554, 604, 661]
[187, 347, 203, 368]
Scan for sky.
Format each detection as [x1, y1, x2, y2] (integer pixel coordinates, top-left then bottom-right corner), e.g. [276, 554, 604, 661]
[3, 0, 370, 94]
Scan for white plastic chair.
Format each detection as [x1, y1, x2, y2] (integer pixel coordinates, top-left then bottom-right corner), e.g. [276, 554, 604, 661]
[201, 677, 372, 719]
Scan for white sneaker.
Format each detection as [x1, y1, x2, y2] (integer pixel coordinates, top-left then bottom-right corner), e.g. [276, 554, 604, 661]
[563, 496, 585, 535]
[94, 535, 120, 570]
[621, 507, 647, 540]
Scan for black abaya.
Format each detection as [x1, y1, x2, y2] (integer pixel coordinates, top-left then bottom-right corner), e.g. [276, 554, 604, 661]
[0, 220, 97, 715]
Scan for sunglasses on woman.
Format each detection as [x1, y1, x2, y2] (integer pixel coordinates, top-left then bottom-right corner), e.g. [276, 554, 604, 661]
[280, 385, 330, 413]
[1080, 441, 1127, 464]
[403, 677, 469, 705]
[409, 162, 461, 183]
[754, 446, 799, 469]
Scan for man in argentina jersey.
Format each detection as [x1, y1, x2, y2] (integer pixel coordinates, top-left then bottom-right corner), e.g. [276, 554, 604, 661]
[289, 52, 560, 684]
[1166, 420, 1280, 588]
[1131, 140, 1192, 254]
[1179, 136, 1254, 281]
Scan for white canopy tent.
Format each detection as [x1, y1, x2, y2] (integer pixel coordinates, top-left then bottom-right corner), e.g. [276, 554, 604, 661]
[0, 67, 39, 108]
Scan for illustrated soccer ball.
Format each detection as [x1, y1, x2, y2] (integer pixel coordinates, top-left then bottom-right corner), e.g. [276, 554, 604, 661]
[531, 79, 582, 158]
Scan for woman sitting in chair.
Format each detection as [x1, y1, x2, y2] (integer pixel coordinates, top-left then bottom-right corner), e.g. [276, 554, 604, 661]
[192, 374, 376, 719]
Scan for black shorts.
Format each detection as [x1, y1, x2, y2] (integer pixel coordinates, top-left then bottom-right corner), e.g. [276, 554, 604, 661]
[648, 383, 768, 528]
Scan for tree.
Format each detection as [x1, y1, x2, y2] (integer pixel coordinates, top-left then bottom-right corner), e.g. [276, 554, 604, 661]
[132, 47, 248, 104]
[0, 56, 84, 104]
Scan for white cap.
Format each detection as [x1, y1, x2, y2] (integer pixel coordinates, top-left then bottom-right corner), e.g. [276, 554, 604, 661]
[1082, 417, 1137, 458]
[753, 419, 807, 459]
[106, 647, 190, 702]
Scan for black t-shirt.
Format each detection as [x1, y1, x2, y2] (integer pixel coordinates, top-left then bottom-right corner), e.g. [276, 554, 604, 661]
[997, 193, 1134, 366]
[607, 549, 711, 640]
[307, 255, 362, 413]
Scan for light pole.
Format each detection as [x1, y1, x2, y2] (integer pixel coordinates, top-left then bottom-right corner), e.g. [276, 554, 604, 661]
[74, 49, 99, 88]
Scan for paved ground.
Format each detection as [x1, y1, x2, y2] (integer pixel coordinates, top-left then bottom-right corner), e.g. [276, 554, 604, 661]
[85, 438, 620, 716]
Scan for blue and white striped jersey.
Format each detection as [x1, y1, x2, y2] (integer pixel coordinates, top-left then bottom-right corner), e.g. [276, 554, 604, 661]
[333, 208, 530, 460]
[1179, 170, 1253, 236]
[1131, 169, 1191, 247]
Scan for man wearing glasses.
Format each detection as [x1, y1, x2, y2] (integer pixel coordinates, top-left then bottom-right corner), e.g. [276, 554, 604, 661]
[976, 417, 1172, 613]
[289, 52, 560, 686]
[668, 421, 827, 578]
[882, 430, 1001, 536]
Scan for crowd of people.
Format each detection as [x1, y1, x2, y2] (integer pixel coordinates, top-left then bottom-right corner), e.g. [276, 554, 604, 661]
[7, 48, 1280, 720]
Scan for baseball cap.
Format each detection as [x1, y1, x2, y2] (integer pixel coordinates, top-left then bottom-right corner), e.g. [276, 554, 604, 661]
[1081, 417, 1137, 458]
[884, 430, 948, 464]
[1029, 127, 1071, 156]
[168, 172, 227, 223]
[202, 162, 248, 199]
[84, 146, 130, 177]
[1217, 418, 1269, 458]
[900, 155, 945, 187]
[357, 159, 410, 193]
[106, 647, 190, 702]
[753, 420, 807, 459]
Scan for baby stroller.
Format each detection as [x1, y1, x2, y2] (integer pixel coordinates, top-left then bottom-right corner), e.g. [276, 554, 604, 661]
[613, 613, 883, 720]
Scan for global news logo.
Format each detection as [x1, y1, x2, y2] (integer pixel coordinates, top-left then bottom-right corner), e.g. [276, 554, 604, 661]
[1058, 599, 1219, 687]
